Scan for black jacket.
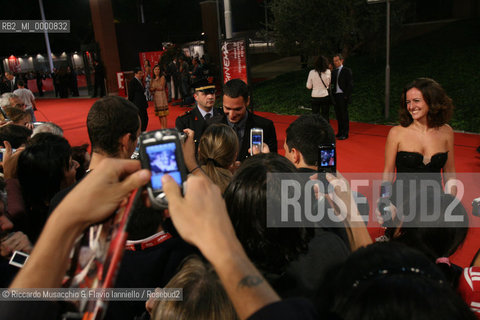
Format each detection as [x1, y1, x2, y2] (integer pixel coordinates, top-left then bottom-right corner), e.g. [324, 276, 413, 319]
[331, 66, 353, 103]
[175, 106, 223, 146]
[128, 77, 148, 110]
[207, 111, 277, 161]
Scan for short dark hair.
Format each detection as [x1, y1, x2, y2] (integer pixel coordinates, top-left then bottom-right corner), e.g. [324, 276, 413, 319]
[0, 124, 32, 148]
[17, 80, 25, 87]
[334, 53, 344, 60]
[18, 133, 71, 207]
[223, 79, 249, 102]
[285, 114, 335, 166]
[224, 153, 313, 274]
[87, 96, 139, 156]
[314, 56, 329, 74]
[399, 78, 453, 128]
[133, 67, 142, 74]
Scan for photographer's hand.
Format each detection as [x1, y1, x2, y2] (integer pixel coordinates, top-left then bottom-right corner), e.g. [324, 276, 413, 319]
[10, 159, 150, 289]
[181, 129, 199, 173]
[162, 174, 280, 319]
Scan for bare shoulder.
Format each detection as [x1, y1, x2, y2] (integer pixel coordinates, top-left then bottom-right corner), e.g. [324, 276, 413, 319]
[387, 125, 404, 140]
[439, 124, 454, 135]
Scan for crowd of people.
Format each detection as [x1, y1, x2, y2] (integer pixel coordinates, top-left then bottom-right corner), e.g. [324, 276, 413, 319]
[0, 71, 478, 320]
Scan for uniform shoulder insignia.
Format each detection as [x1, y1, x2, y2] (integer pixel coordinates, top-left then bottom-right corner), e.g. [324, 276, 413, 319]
[179, 110, 192, 117]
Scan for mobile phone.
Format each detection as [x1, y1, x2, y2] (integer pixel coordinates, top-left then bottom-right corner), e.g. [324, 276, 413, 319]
[139, 129, 187, 209]
[9, 250, 29, 268]
[250, 128, 263, 155]
[473, 197, 480, 217]
[0, 148, 16, 161]
[317, 144, 336, 173]
[380, 182, 392, 198]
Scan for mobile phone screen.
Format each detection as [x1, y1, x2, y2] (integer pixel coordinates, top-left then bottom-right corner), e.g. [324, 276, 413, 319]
[252, 134, 262, 146]
[12, 252, 28, 265]
[319, 147, 335, 169]
[146, 142, 182, 191]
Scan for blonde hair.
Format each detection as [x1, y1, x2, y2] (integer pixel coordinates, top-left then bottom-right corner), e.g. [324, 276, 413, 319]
[198, 124, 238, 193]
[152, 255, 238, 320]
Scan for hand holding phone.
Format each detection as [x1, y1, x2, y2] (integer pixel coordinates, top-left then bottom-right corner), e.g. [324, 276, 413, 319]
[317, 144, 336, 174]
[250, 128, 263, 156]
[139, 129, 188, 209]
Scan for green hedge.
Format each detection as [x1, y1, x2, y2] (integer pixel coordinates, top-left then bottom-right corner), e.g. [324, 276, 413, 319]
[251, 19, 480, 133]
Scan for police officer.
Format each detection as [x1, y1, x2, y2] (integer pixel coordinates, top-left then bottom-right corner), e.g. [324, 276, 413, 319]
[175, 79, 220, 146]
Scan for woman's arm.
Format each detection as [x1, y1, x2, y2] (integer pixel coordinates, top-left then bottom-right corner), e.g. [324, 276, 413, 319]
[324, 69, 331, 87]
[442, 125, 457, 196]
[306, 71, 313, 90]
[382, 126, 399, 183]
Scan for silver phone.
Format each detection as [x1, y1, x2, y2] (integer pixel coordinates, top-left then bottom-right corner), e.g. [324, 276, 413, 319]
[250, 128, 263, 155]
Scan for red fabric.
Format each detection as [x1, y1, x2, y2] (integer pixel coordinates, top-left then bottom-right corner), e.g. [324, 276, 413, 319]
[34, 98, 480, 267]
[458, 267, 480, 318]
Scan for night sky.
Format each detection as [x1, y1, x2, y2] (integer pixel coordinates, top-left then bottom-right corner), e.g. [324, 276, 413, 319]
[0, 0, 265, 57]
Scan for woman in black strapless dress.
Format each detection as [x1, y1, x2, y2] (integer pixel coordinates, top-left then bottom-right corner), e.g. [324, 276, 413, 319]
[382, 78, 456, 210]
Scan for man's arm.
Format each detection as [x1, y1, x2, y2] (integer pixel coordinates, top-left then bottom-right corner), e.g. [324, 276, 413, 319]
[10, 159, 150, 288]
[163, 174, 280, 320]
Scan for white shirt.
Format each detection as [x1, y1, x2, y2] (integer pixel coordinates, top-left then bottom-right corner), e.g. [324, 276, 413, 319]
[13, 88, 35, 109]
[335, 65, 344, 94]
[306, 69, 331, 98]
[197, 105, 213, 119]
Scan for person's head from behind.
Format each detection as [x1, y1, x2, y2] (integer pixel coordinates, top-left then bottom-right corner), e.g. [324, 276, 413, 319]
[399, 78, 453, 128]
[284, 114, 335, 169]
[71, 144, 90, 181]
[87, 96, 140, 158]
[31, 122, 64, 137]
[222, 79, 249, 124]
[0, 124, 32, 148]
[151, 255, 238, 320]
[0, 93, 21, 109]
[18, 133, 78, 206]
[4, 107, 31, 127]
[314, 55, 329, 74]
[224, 153, 313, 274]
[316, 242, 475, 320]
[198, 124, 239, 193]
[17, 80, 25, 88]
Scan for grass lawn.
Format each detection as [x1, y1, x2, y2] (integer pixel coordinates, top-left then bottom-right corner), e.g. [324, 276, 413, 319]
[251, 19, 480, 133]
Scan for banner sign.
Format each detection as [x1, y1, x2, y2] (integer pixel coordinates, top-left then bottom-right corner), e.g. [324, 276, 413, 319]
[139, 51, 164, 73]
[221, 38, 248, 84]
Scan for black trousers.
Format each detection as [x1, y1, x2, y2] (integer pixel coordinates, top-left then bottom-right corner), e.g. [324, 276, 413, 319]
[139, 107, 149, 132]
[334, 93, 349, 137]
[311, 96, 331, 122]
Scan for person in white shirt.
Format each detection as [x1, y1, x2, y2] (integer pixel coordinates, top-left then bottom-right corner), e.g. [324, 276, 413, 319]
[13, 80, 37, 122]
[306, 56, 332, 121]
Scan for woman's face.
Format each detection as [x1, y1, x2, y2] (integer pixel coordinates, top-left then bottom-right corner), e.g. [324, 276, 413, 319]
[406, 87, 429, 121]
[154, 66, 160, 76]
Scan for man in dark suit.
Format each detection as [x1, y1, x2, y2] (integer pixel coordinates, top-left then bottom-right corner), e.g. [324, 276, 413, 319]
[1, 71, 18, 94]
[207, 79, 277, 161]
[128, 67, 149, 131]
[331, 54, 353, 140]
[175, 79, 221, 147]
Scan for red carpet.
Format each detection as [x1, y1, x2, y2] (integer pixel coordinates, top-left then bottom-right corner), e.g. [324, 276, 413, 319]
[35, 98, 480, 267]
